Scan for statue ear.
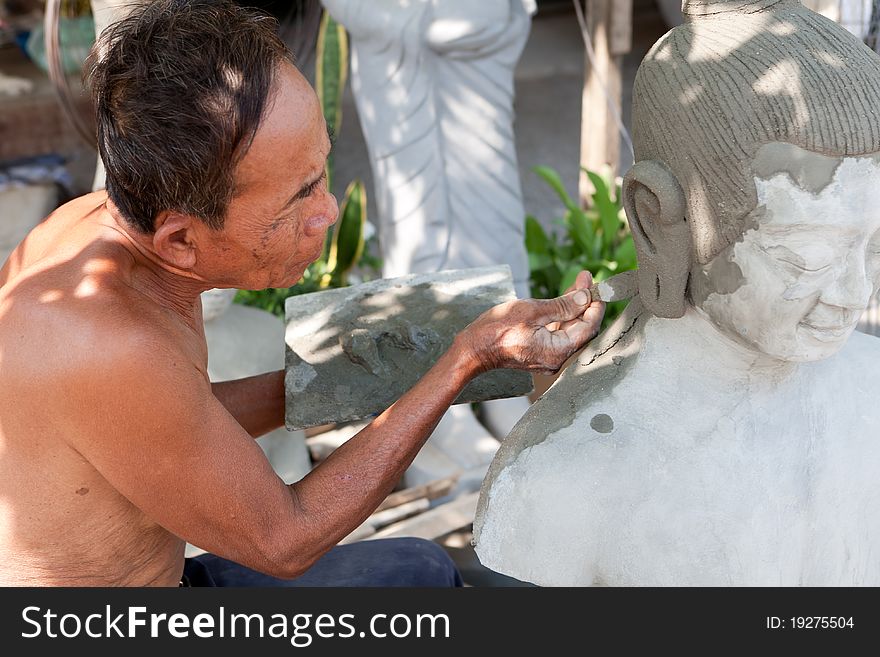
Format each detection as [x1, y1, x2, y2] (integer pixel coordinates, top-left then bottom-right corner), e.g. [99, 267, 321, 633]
[623, 160, 691, 319]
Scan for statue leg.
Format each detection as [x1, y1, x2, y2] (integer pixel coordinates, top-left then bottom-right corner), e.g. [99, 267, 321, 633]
[477, 395, 532, 440]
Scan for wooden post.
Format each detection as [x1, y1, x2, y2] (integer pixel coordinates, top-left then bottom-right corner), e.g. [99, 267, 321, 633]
[578, 0, 632, 206]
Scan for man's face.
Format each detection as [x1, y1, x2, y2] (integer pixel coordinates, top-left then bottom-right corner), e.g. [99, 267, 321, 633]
[692, 145, 880, 362]
[195, 62, 338, 290]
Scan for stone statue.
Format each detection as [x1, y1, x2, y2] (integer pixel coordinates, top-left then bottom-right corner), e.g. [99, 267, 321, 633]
[660, 1, 877, 38]
[474, 0, 880, 586]
[320, 0, 532, 298]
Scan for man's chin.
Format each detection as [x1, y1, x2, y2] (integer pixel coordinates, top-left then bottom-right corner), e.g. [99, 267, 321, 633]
[276, 268, 308, 290]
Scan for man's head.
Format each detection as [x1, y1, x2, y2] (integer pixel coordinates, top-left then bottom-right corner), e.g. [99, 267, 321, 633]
[623, 0, 880, 360]
[86, 0, 337, 290]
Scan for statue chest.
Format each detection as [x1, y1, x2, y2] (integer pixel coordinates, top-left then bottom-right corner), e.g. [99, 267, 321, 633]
[478, 395, 880, 586]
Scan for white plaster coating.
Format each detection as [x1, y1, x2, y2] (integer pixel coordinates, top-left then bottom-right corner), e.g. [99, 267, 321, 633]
[320, 0, 532, 298]
[478, 395, 532, 440]
[200, 288, 237, 322]
[477, 310, 880, 586]
[700, 157, 880, 362]
[427, 404, 500, 470]
[476, 154, 880, 585]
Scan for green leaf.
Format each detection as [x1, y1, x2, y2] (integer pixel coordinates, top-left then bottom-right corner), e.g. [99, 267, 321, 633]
[526, 165, 635, 332]
[567, 207, 594, 256]
[534, 166, 577, 212]
[613, 237, 638, 270]
[525, 215, 551, 255]
[590, 230, 604, 261]
[584, 170, 620, 249]
[528, 252, 553, 272]
[326, 179, 366, 287]
[316, 10, 349, 190]
[584, 168, 611, 201]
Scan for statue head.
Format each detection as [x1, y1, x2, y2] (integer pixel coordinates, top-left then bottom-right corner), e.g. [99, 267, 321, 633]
[624, 0, 880, 361]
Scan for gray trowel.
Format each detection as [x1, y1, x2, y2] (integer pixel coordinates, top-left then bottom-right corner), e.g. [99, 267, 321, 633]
[587, 269, 639, 303]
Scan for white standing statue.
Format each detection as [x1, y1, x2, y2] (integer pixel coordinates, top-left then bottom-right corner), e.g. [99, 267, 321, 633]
[475, 0, 880, 586]
[321, 0, 536, 470]
[321, 0, 532, 298]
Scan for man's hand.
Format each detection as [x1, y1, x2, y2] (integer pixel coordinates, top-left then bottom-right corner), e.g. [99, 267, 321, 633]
[460, 270, 605, 375]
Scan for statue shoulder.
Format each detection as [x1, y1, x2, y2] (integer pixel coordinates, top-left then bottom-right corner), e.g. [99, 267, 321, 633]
[838, 329, 880, 380]
[482, 301, 648, 480]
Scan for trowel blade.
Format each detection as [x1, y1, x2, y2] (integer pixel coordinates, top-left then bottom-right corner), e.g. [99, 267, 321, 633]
[589, 270, 639, 303]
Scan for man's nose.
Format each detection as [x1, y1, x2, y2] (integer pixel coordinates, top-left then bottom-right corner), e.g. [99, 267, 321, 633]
[326, 192, 339, 226]
[820, 252, 874, 311]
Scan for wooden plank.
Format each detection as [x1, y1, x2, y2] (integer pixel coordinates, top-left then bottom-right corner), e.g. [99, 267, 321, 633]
[368, 498, 431, 530]
[368, 492, 479, 541]
[610, 0, 633, 56]
[374, 475, 459, 513]
[579, 0, 628, 202]
[339, 478, 458, 545]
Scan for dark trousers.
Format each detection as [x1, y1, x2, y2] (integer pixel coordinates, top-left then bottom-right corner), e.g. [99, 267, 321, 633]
[182, 537, 463, 587]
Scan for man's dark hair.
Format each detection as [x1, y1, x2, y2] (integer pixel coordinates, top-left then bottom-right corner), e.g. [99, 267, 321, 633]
[85, 0, 292, 233]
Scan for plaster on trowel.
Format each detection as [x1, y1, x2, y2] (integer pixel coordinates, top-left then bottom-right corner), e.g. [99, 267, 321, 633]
[587, 269, 639, 304]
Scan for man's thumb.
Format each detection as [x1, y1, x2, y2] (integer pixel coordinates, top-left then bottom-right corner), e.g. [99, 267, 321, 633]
[538, 288, 592, 323]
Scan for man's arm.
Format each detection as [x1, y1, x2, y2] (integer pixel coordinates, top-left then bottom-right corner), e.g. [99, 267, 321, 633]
[58, 276, 602, 579]
[211, 372, 285, 438]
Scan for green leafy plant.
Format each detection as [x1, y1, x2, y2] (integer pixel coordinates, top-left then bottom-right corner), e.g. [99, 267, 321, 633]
[235, 11, 379, 319]
[526, 165, 637, 329]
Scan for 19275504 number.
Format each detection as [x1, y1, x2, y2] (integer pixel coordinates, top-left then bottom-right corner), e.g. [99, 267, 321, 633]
[766, 617, 854, 630]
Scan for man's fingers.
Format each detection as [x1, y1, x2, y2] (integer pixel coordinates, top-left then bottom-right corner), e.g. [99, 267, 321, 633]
[560, 316, 602, 350]
[580, 299, 606, 328]
[535, 288, 593, 324]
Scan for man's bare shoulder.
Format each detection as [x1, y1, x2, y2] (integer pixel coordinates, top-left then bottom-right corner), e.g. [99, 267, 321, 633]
[0, 247, 207, 408]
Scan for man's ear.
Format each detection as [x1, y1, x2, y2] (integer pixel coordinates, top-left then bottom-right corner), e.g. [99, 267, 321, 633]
[152, 211, 199, 271]
[623, 160, 691, 319]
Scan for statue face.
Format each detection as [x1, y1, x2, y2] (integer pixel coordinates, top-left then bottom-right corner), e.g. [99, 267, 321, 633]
[692, 144, 880, 362]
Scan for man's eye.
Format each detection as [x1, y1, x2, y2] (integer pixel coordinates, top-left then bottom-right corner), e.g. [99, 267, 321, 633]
[306, 172, 327, 197]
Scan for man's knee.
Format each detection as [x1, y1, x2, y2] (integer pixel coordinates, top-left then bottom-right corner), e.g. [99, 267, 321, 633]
[379, 537, 463, 587]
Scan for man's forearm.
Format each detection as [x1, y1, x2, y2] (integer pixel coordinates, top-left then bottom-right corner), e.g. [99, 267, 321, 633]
[211, 371, 285, 438]
[280, 336, 481, 568]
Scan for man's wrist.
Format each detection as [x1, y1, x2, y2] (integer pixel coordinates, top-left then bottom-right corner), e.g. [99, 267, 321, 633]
[449, 332, 487, 382]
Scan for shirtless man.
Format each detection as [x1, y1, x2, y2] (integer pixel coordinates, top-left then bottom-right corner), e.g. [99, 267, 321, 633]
[0, 0, 604, 586]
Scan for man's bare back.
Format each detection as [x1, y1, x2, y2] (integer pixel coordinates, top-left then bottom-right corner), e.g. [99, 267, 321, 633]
[0, 193, 202, 585]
